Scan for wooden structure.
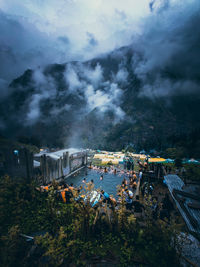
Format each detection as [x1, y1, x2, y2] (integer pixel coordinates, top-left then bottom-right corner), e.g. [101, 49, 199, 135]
[69, 152, 87, 172]
[36, 150, 87, 184]
[164, 174, 200, 237]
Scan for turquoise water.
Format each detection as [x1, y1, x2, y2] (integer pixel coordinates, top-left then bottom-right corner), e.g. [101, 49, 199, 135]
[65, 168, 127, 196]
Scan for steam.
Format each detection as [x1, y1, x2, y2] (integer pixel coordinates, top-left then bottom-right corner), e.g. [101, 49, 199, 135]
[23, 61, 125, 131]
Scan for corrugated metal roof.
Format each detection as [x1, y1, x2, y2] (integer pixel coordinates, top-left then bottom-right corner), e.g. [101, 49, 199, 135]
[164, 175, 200, 235]
[34, 148, 85, 160]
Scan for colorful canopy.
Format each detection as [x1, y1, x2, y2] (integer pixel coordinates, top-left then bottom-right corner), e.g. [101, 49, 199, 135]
[148, 157, 166, 163]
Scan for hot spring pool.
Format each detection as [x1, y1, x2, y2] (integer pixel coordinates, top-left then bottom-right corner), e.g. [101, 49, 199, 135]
[65, 167, 127, 196]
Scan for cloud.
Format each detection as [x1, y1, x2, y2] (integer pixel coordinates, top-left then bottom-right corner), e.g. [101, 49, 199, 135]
[0, 0, 151, 85]
[19, 61, 125, 129]
[85, 81, 125, 122]
[0, 10, 72, 87]
[26, 94, 42, 123]
[82, 63, 103, 87]
[86, 32, 98, 47]
[115, 68, 129, 83]
[131, 0, 200, 97]
[64, 64, 82, 92]
[1, 0, 200, 148]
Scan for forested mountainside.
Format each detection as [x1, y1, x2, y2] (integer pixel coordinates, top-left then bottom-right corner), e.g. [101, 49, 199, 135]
[1, 45, 200, 157]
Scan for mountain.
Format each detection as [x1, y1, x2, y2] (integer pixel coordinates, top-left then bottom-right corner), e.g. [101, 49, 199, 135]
[0, 46, 200, 157]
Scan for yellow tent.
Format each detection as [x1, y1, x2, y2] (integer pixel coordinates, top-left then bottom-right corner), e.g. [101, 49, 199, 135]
[111, 159, 119, 165]
[148, 158, 166, 163]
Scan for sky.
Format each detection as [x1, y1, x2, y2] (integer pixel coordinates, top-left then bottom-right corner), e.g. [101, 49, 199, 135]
[0, 0, 200, 99]
[0, 0, 198, 82]
[0, 0, 154, 83]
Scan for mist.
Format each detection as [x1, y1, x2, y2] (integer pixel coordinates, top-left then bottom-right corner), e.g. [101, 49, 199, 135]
[0, 0, 200, 150]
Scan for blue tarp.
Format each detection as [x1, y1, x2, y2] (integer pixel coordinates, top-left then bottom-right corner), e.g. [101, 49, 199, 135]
[165, 159, 174, 163]
[183, 159, 200, 164]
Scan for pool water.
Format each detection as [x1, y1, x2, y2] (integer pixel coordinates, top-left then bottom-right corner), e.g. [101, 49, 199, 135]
[65, 167, 127, 196]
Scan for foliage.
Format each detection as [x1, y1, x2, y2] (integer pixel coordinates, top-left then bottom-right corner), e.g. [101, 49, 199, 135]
[183, 164, 200, 182]
[163, 147, 185, 159]
[174, 158, 182, 168]
[0, 176, 182, 266]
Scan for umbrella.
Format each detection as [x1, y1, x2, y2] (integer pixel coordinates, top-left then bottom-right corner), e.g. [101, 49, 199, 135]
[165, 159, 174, 163]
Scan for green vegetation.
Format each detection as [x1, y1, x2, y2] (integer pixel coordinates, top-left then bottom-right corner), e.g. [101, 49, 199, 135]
[183, 164, 200, 182]
[0, 176, 182, 267]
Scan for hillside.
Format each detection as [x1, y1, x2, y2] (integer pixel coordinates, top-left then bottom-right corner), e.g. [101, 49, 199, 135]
[0, 46, 200, 156]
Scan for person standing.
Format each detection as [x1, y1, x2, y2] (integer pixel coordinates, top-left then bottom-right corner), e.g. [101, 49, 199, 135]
[124, 188, 133, 210]
[139, 170, 143, 180]
[101, 190, 111, 204]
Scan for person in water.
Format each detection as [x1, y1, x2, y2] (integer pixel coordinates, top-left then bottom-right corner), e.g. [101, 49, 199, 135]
[82, 178, 86, 183]
[100, 175, 103, 180]
[104, 167, 107, 173]
[88, 163, 92, 169]
[90, 179, 94, 184]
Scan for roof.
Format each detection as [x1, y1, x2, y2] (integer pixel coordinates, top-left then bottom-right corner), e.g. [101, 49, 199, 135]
[164, 174, 200, 236]
[34, 148, 86, 160]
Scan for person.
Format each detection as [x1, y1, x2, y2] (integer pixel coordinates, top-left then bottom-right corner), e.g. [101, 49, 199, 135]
[82, 178, 86, 183]
[110, 196, 117, 207]
[114, 169, 117, 174]
[132, 181, 137, 189]
[74, 189, 83, 202]
[130, 158, 134, 171]
[139, 170, 143, 181]
[127, 159, 131, 171]
[121, 182, 125, 189]
[124, 188, 133, 210]
[129, 171, 133, 179]
[104, 167, 108, 173]
[149, 184, 153, 195]
[133, 195, 144, 213]
[144, 161, 148, 171]
[124, 158, 127, 170]
[60, 190, 67, 203]
[101, 190, 111, 204]
[88, 163, 92, 169]
[100, 175, 103, 181]
[90, 179, 94, 184]
[69, 183, 74, 191]
[65, 189, 73, 203]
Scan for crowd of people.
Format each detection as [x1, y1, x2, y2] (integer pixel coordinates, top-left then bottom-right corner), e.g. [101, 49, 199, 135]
[39, 158, 174, 221]
[39, 160, 146, 215]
